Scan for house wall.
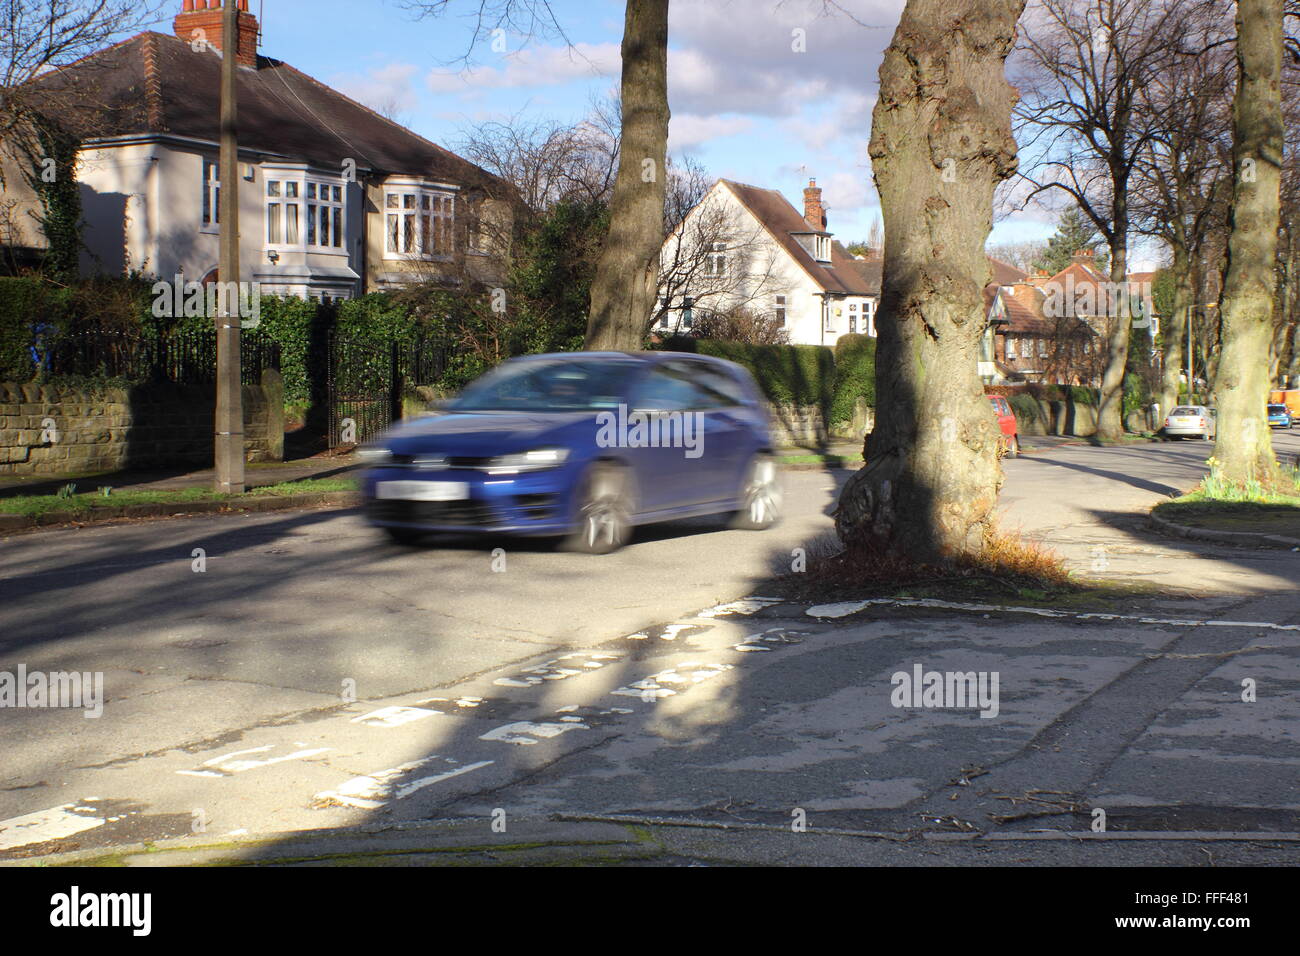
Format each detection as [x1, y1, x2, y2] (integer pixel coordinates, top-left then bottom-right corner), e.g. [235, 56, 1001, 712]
[657, 182, 875, 347]
[0, 370, 283, 475]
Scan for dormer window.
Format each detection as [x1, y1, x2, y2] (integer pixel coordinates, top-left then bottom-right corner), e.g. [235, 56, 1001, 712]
[815, 235, 832, 262]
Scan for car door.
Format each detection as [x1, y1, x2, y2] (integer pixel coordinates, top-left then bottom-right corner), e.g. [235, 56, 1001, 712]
[662, 359, 751, 505]
[623, 364, 708, 513]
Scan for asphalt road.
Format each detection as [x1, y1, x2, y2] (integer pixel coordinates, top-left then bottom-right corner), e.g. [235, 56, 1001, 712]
[1, 432, 1297, 861]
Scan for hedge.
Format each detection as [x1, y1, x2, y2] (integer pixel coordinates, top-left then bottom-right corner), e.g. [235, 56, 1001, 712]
[0, 276, 85, 382]
[830, 333, 876, 426]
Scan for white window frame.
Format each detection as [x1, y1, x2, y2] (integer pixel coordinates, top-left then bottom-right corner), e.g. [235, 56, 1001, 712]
[1007, 337, 1017, 359]
[264, 167, 346, 253]
[201, 158, 220, 233]
[705, 241, 727, 277]
[773, 294, 787, 327]
[384, 181, 456, 260]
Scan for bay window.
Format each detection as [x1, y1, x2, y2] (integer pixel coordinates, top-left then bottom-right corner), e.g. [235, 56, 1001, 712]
[385, 185, 454, 258]
[265, 174, 343, 250]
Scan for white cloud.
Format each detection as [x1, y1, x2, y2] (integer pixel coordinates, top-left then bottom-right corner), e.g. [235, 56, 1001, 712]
[669, 113, 754, 150]
[426, 42, 620, 92]
[333, 63, 421, 118]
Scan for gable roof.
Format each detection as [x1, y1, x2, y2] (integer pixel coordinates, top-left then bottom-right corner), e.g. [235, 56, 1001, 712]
[984, 284, 1095, 337]
[989, 257, 1028, 285]
[719, 180, 875, 296]
[24, 31, 510, 196]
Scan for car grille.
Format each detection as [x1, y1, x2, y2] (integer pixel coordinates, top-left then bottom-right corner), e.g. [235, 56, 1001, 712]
[515, 493, 560, 521]
[367, 499, 497, 527]
[385, 454, 491, 470]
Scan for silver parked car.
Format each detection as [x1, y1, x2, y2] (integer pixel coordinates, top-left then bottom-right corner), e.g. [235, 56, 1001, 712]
[1164, 405, 1216, 440]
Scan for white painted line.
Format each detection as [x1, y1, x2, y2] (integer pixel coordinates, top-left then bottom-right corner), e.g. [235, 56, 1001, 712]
[806, 597, 1300, 632]
[0, 804, 104, 851]
[480, 720, 590, 745]
[697, 596, 783, 618]
[177, 745, 332, 777]
[314, 758, 493, 810]
[493, 652, 622, 688]
[351, 706, 439, 727]
[611, 662, 734, 699]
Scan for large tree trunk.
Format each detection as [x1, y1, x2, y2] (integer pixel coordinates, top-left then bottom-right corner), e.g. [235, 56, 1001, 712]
[1212, 0, 1284, 486]
[584, 0, 669, 351]
[1161, 241, 1194, 417]
[1096, 198, 1130, 440]
[835, 0, 1023, 562]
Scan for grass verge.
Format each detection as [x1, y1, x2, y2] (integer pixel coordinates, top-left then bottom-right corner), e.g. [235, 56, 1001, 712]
[1151, 464, 1300, 538]
[0, 477, 357, 519]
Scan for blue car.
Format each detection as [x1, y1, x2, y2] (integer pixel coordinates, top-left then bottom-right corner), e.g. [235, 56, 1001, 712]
[1267, 404, 1293, 429]
[358, 351, 782, 553]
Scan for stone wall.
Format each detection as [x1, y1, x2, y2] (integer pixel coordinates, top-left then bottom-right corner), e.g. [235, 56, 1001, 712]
[767, 399, 873, 447]
[0, 369, 283, 475]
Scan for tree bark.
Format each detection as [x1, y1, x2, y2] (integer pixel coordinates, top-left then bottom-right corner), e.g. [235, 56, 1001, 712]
[1096, 189, 1130, 440]
[1212, 0, 1284, 486]
[1161, 241, 1193, 416]
[584, 0, 669, 351]
[835, 0, 1024, 562]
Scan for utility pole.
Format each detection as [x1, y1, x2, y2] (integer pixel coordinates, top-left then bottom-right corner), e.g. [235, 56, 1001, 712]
[215, 0, 244, 493]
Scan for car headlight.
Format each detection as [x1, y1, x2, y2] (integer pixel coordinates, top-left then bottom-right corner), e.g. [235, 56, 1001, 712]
[357, 445, 392, 464]
[484, 447, 570, 475]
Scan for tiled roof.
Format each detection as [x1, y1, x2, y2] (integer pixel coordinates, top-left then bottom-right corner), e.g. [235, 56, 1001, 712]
[720, 180, 876, 295]
[24, 31, 511, 196]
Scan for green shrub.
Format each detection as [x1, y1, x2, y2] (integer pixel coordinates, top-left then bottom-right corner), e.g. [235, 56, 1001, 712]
[692, 340, 835, 413]
[251, 295, 323, 405]
[830, 333, 876, 425]
[0, 276, 76, 382]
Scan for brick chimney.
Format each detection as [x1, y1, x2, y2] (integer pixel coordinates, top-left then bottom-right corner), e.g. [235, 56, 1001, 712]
[1071, 248, 1096, 269]
[803, 178, 826, 230]
[175, 0, 259, 68]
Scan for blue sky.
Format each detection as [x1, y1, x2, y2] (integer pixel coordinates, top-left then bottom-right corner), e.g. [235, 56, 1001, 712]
[150, 0, 1082, 250]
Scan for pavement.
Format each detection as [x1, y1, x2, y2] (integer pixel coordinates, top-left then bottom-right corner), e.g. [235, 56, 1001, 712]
[1, 432, 1297, 866]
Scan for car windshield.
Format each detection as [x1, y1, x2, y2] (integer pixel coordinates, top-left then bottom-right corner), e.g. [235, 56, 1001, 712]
[451, 359, 629, 412]
[1268, 405, 1287, 413]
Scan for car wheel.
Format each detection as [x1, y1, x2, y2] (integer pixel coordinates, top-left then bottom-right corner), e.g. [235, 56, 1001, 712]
[384, 526, 424, 545]
[731, 454, 782, 530]
[565, 463, 632, 554]
[1007, 434, 1020, 458]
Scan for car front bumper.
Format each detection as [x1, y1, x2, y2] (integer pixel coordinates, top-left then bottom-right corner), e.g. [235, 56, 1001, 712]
[360, 463, 581, 535]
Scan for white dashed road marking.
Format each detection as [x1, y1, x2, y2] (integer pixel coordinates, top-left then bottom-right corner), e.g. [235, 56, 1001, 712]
[177, 745, 332, 777]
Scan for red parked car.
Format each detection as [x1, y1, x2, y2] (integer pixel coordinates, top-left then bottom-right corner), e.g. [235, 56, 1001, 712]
[987, 395, 1020, 457]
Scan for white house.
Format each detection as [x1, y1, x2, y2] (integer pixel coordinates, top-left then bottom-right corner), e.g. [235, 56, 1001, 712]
[4, 0, 513, 302]
[656, 178, 880, 346]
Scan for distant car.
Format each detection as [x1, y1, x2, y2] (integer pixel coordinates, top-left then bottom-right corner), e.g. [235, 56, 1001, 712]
[358, 351, 781, 554]
[987, 395, 1020, 457]
[1267, 404, 1293, 429]
[1164, 405, 1216, 440]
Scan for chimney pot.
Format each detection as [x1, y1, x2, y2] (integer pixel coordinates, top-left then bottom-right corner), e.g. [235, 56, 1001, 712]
[802, 177, 826, 230]
[175, 0, 260, 67]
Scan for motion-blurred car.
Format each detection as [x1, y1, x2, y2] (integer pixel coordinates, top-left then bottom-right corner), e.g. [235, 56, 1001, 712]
[1267, 404, 1293, 429]
[1164, 405, 1216, 440]
[987, 395, 1020, 457]
[358, 352, 781, 553]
